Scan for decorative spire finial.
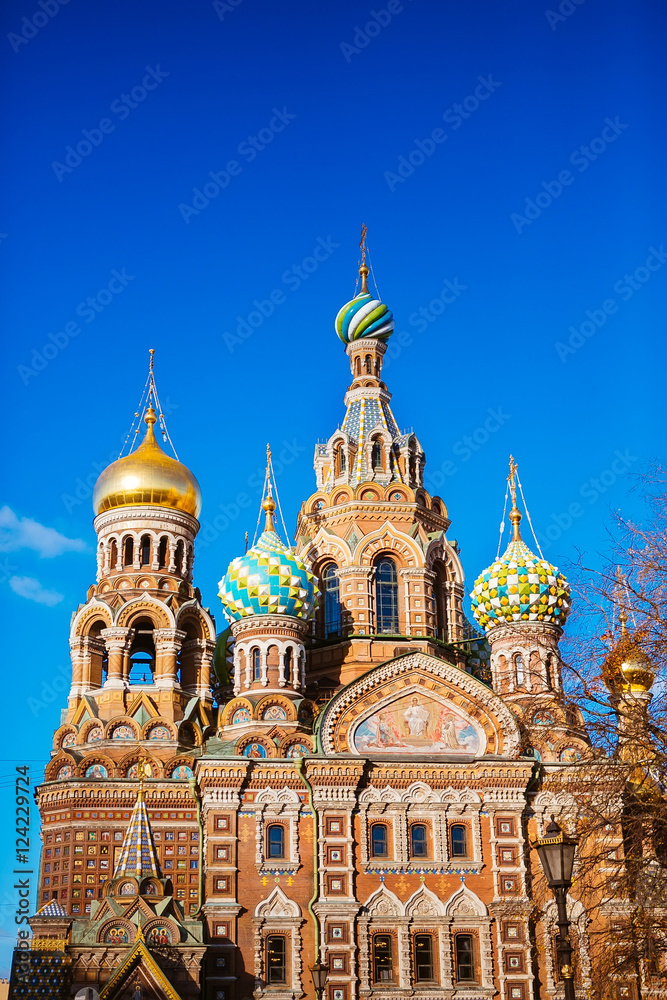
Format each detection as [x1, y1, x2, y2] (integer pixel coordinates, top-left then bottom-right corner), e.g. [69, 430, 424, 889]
[359, 224, 369, 295]
[616, 566, 629, 634]
[262, 443, 277, 532]
[507, 455, 522, 541]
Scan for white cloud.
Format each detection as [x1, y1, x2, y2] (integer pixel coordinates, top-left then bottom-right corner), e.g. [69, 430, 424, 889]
[9, 576, 64, 607]
[0, 506, 86, 558]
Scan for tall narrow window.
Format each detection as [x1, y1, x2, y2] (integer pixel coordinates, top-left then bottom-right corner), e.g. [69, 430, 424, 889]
[515, 653, 525, 686]
[375, 558, 399, 633]
[174, 540, 183, 575]
[371, 438, 383, 471]
[455, 934, 475, 982]
[450, 824, 468, 858]
[267, 825, 285, 859]
[410, 824, 428, 858]
[109, 538, 118, 571]
[365, 354, 372, 374]
[371, 824, 388, 858]
[252, 648, 261, 681]
[266, 935, 287, 984]
[158, 536, 168, 570]
[140, 534, 151, 567]
[123, 536, 134, 566]
[409, 453, 416, 481]
[373, 934, 394, 982]
[414, 934, 435, 982]
[323, 564, 341, 638]
[283, 647, 293, 684]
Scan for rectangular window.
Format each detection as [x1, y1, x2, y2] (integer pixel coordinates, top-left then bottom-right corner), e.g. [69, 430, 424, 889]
[371, 824, 389, 858]
[450, 824, 469, 858]
[455, 934, 475, 982]
[267, 935, 287, 985]
[414, 934, 435, 982]
[410, 824, 428, 859]
[373, 934, 394, 982]
[267, 824, 286, 859]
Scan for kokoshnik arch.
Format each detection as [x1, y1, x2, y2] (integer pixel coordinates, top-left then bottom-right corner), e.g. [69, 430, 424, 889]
[12, 237, 660, 1000]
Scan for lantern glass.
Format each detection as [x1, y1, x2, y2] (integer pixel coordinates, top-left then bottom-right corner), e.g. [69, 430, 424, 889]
[536, 819, 576, 888]
[310, 961, 328, 991]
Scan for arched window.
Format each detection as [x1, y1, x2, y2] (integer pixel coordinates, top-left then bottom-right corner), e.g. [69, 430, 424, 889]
[410, 823, 428, 858]
[283, 647, 293, 683]
[365, 354, 372, 374]
[432, 500, 441, 516]
[414, 934, 435, 982]
[158, 536, 168, 570]
[434, 562, 448, 641]
[371, 823, 388, 858]
[515, 653, 525, 687]
[355, 356, 361, 376]
[266, 935, 287, 984]
[375, 558, 399, 634]
[371, 437, 383, 471]
[450, 824, 468, 858]
[267, 824, 285, 859]
[140, 534, 151, 567]
[252, 648, 261, 681]
[109, 538, 118, 571]
[128, 619, 155, 684]
[373, 934, 394, 983]
[174, 540, 184, 575]
[454, 934, 476, 982]
[323, 564, 341, 638]
[409, 453, 416, 481]
[123, 536, 134, 566]
[335, 444, 346, 476]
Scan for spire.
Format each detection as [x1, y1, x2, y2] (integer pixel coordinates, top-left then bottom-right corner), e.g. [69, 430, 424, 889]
[507, 455, 523, 542]
[359, 223, 369, 295]
[262, 444, 277, 533]
[113, 760, 160, 880]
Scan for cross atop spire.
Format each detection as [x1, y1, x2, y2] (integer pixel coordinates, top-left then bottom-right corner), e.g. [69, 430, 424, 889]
[359, 223, 369, 295]
[262, 443, 277, 533]
[507, 455, 523, 541]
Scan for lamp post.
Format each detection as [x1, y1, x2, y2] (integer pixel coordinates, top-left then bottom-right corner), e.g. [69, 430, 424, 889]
[310, 960, 328, 1000]
[536, 815, 577, 1000]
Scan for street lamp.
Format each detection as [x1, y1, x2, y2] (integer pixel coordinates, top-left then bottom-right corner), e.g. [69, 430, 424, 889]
[310, 960, 328, 1000]
[536, 815, 577, 1000]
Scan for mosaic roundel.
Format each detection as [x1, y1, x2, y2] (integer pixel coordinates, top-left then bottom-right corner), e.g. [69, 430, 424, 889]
[112, 725, 135, 740]
[232, 708, 251, 724]
[57, 765, 73, 779]
[242, 742, 268, 758]
[86, 728, 103, 743]
[471, 537, 571, 630]
[104, 925, 129, 945]
[262, 705, 287, 721]
[560, 746, 582, 763]
[61, 732, 76, 748]
[532, 710, 555, 726]
[171, 765, 193, 779]
[85, 764, 108, 779]
[148, 725, 171, 740]
[285, 743, 310, 758]
[146, 925, 172, 945]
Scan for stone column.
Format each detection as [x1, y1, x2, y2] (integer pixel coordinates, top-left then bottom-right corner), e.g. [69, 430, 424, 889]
[153, 628, 186, 688]
[101, 627, 134, 688]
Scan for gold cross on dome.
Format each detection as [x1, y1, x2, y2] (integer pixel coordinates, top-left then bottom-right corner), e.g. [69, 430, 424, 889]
[507, 455, 518, 507]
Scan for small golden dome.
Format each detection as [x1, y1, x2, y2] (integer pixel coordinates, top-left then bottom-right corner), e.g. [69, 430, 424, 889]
[603, 629, 656, 694]
[93, 408, 201, 518]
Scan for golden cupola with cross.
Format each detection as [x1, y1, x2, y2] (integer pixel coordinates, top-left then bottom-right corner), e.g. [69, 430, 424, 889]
[62, 351, 216, 728]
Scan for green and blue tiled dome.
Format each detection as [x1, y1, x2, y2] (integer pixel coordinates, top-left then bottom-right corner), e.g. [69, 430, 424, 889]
[470, 509, 571, 631]
[335, 292, 394, 344]
[218, 498, 318, 622]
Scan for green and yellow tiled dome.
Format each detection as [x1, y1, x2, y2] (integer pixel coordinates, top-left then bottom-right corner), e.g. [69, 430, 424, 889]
[470, 514, 571, 631]
[218, 497, 318, 622]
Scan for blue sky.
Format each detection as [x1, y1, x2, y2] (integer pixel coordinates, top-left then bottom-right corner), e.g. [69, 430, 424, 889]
[1, 0, 666, 973]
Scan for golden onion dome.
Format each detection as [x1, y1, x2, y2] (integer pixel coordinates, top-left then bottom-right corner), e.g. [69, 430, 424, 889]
[93, 407, 201, 518]
[603, 628, 656, 694]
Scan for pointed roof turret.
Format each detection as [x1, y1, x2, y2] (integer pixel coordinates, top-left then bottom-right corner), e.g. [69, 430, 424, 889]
[113, 760, 160, 880]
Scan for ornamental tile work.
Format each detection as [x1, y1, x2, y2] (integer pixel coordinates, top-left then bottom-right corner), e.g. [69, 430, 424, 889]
[219, 527, 318, 621]
[335, 292, 394, 343]
[113, 792, 160, 879]
[470, 537, 571, 630]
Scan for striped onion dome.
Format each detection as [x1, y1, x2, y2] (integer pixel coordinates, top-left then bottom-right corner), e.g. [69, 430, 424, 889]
[470, 507, 571, 631]
[335, 292, 394, 344]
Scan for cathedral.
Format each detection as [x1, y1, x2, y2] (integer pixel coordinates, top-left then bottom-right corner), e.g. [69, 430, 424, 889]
[10, 242, 659, 1000]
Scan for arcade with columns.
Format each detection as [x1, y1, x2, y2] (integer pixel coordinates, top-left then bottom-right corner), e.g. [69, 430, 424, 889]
[14, 237, 661, 1000]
